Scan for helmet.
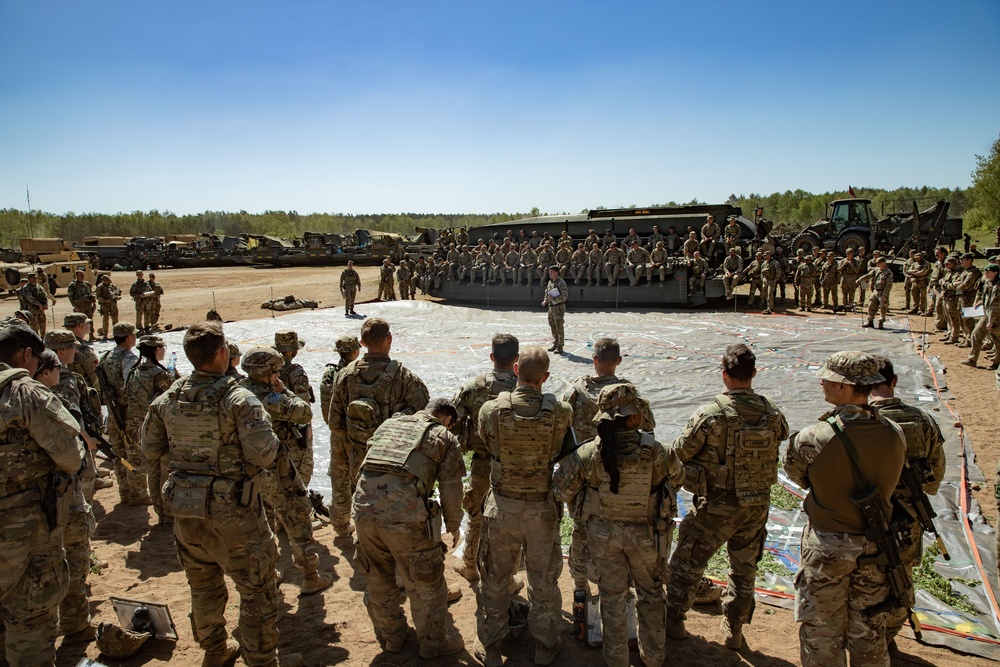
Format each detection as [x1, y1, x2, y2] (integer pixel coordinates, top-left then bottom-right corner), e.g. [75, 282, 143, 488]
[96, 622, 152, 658]
[241, 346, 284, 375]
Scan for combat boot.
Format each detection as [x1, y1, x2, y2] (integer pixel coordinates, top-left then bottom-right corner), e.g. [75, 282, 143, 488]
[473, 640, 503, 667]
[420, 629, 465, 660]
[877, 320, 884, 330]
[61, 622, 99, 644]
[447, 582, 463, 603]
[201, 640, 240, 667]
[297, 553, 333, 596]
[721, 618, 744, 650]
[272, 652, 303, 667]
[961, 356, 978, 367]
[453, 560, 480, 583]
[665, 614, 687, 640]
[862, 320, 873, 328]
[534, 639, 561, 666]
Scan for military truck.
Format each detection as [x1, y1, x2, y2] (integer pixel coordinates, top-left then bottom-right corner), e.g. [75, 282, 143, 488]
[6, 238, 106, 294]
[78, 236, 166, 270]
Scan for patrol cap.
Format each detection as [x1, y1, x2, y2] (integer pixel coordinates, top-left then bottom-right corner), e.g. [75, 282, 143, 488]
[961, 252, 975, 260]
[138, 334, 165, 347]
[335, 335, 360, 356]
[593, 383, 648, 424]
[872, 250, 882, 256]
[63, 312, 90, 327]
[755, 251, 763, 257]
[796, 249, 805, 256]
[227, 342, 242, 358]
[729, 247, 737, 253]
[274, 330, 304, 352]
[101, 274, 111, 281]
[816, 350, 885, 386]
[113, 322, 136, 337]
[914, 251, 923, 258]
[805, 255, 814, 261]
[44, 329, 79, 350]
[241, 346, 284, 374]
[985, 263, 999, 273]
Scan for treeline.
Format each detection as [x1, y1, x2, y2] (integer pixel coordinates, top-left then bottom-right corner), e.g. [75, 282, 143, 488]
[0, 185, 975, 248]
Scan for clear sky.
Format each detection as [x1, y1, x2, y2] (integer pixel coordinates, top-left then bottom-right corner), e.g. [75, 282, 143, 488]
[2, 0, 998, 215]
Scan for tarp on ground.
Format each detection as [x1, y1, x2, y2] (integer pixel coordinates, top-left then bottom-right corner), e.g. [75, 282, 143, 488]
[143, 300, 1000, 659]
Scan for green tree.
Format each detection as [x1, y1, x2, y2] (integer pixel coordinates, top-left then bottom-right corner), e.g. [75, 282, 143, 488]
[965, 134, 1000, 231]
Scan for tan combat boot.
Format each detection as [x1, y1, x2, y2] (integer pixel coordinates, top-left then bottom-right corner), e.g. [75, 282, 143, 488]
[721, 618, 743, 650]
[453, 560, 480, 583]
[665, 614, 687, 640]
[420, 629, 465, 659]
[201, 639, 239, 667]
[473, 639, 503, 667]
[297, 553, 333, 596]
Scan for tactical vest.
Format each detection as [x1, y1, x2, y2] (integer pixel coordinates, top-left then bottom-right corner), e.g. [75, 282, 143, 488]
[465, 371, 517, 454]
[345, 361, 400, 447]
[702, 394, 780, 506]
[570, 375, 618, 443]
[99, 348, 130, 396]
[362, 415, 438, 496]
[0, 368, 57, 499]
[125, 362, 167, 430]
[490, 392, 558, 499]
[593, 432, 656, 521]
[165, 376, 245, 478]
[874, 402, 929, 502]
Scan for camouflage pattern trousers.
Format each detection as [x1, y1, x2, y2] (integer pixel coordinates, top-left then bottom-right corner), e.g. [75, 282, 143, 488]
[288, 436, 314, 488]
[969, 316, 1000, 363]
[98, 300, 118, 336]
[588, 517, 667, 667]
[461, 455, 490, 570]
[60, 501, 97, 636]
[328, 437, 364, 534]
[868, 287, 891, 322]
[354, 516, 458, 652]
[112, 422, 148, 503]
[841, 278, 858, 308]
[798, 283, 815, 309]
[667, 493, 767, 624]
[794, 523, 889, 667]
[146, 453, 171, 521]
[259, 462, 322, 575]
[0, 505, 68, 667]
[134, 298, 151, 330]
[173, 496, 280, 667]
[476, 493, 563, 652]
[885, 520, 922, 645]
[910, 281, 928, 313]
[547, 304, 565, 349]
[944, 297, 962, 341]
[343, 287, 357, 314]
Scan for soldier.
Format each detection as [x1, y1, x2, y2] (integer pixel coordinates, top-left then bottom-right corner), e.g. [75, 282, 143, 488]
[335, 260, 360, 317]
[906, 251, 931, 315]
[64, 313, 100, 390]
[570, 242, 588, 285]
[328, 318, 429, 537]
[21, 272, 49, 336]
[95, 274, 121, 338]
[129, 270, 152, 333]
[665, 226, 682, 256]
[812, 249, 825, 306]
[554, 242, 572, 279]
[774, 246, 789, 303]
[746, 252, 764, 308]
[838, 248, 861, 311]
[722, 247, 743, 300]
[124, 335, 179, 525]
[536, 243, 556, 284]
[863, 256, 893, 329]
[902, 250, 917, 312]
[67, 270, 97, 340]
[529, 231, 543, 249]
[647, 225, 665, 251]
[99, 322, 149, 504]
[583, 229, 600, 250]
[274, 331, 315, 486]
[452, 334, 519, 583]
[352, 399, 466, 658]
[396, 260, 413, 299]
[760, 250, 781, 314]
[784, 351, 905, 667]
[700, 214, 721, 258]
[458, 245, 475, 283]
[519, 243, 538, 285]
[554, 383, 682, 667]
[456, 226, 470, 246]
[794, 255, 817, 312]
[378, 258, 397, 301]
[688, 250, 708, 297]
[239, 347, 333, 596]
[869, 356, 946, 647]
[147, 272, 164, 328]
[542, 265, 568, 354]
[856, 247, 870, 307]
[602, 229, 617, 249]
[820, 252, 840, 310]
[649, 240, 670, 284]
[666, 344, 789, 649]
[503, 245, 521, 286]
[141, 322, 302, 667]
[474, 347, 573, 667]
[586, 242, 603, 286]
[15, 277, 28, 311]
[622, 227, 641, 251]
[723, 215, 742, 253]
[964, 263, 1000, 369]
[683, 231, 700, 258]
[626, 241, 651, 286]
[489, 246, 505, 285]
[0, 325, 86, 666]
[956, 253, 982, 346]
[227, 342, 243, 377]
[928, 246, 948, 322]
[940, 256, 963, 344]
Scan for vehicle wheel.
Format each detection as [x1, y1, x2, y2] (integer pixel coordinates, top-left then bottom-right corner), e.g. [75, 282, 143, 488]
[837, 231, 869, 256]
[791, 232, 821, 255]
[129, 259, 143, 271]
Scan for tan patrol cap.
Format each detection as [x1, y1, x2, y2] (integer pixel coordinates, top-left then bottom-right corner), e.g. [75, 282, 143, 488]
[242, 346, 284, 374]
[138, 334, 165, 347]
[816, 350, 885, 386]
[44, 329, 79, 350]
[64, 313, 91, 327]
[113, 322, 136, 337]
[335, 335, 360, 356]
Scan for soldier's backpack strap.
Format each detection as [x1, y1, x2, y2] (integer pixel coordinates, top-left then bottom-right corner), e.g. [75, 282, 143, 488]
[375, 361, 401, 418]
[0, 368, 30, 395]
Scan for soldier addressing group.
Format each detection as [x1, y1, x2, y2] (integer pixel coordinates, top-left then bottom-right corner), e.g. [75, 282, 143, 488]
[542, 265, 568, 354]
[784, 351, 905, 667]
[0, 325, 85, 667]
[666, 344, 789, 650]
[340, 260, 361, 316]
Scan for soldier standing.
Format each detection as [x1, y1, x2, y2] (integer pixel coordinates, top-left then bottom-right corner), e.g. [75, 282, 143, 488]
[328, 318, 429, 537]
[141, 322, 302, 667]
[339, 260, 361, 316]
[0, 325, 85, 666]
[794, 255, 817, 312]
[666, 344, 789, 649]
[820, 252, 840, 310]
[377, 258, 396, 301]
[869, 356, 946, 647]
[863, 256, 893, 329]
[554, 383, 682, 667]
[964, 263, 1000, 368]
[21, 272, 49, 336]
[542, 265, 568, 354]
[474, 347, 574, 667]
[147, 272, 164, 329]
[397, 259, 413, 298]
[129, 270, 151, 333]
[839, 248, 861, 311]
[902, 250, 917, 312]
[239, 347, 333, 596]
[320, 335, 361, 424]
[940, 255, 964, 343]
[452, 334, 519, 583]
[353, 400, 467, 658]
[274, 331, 315, 486]
[99, 322, 149, 504]
[124, 335, 179, 525]
[928, 246, 948, 322]
[906, 252, 931, 315]
[760, 250, 780, 314]
[95, 274, 121, 338]
[956, 253, 982, 346]
[67, 270, 97, 340]
[745, 252, 764, 307]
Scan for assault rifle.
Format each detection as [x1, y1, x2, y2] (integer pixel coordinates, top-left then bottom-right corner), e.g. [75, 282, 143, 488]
[900, 457, 951, 561]
[79, 401, 134, 471]
[94, 359, 128, 437]
[308, 490, 330, 520]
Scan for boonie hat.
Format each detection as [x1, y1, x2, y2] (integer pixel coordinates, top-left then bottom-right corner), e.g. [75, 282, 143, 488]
[593, 383, 648, 424]
[335, 335, 361, 356]
[274, 330, 304, 352]
[816, 350, 885, 386]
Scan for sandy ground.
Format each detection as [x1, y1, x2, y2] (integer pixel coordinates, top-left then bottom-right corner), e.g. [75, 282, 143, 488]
[1, 265, 997, 667]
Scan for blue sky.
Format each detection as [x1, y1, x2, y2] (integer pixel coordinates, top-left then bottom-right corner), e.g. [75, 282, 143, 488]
[2, 1, 998, 215]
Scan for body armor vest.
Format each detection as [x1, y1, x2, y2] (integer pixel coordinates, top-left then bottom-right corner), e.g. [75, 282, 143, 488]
[465, 371, 517, 453]
[570, 375, 617, 443]
[491, 392, 558, 498]
[874, 402, 928, 502]
[707, 394, 780, 506]
[165, 376, 245, 478]
[345, 361, 400, 447]
[0, 368, 57, 498]
[595, 432, 656, 521]
[99, 348, 128, 396]
[362, 415, 438, 496]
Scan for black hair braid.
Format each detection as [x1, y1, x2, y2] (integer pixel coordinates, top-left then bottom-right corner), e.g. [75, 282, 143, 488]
[597, 416, 629, 494]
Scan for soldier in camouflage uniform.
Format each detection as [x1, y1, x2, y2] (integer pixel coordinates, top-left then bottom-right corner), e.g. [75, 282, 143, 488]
[687, 250, 708, 297]
[722, 247, 743, 300]
[939, 255, 964, 343]
[745, 252, 764, 307]
[543, 266, 568, 354]
[473, 347, 574, 667]
[274, 331, 315, 486]
[147, 273, 164, 328]
[570, 243, 589, 284]
[869, 356, 946, 646]
[906, 251, 931, 315]
[129, 270, 152, 333]
[328, 318, 429, 538]
[626, 241, 651, 286]
[320, 335, 361, 425]
[0, 325, 85, 667]
[650, 240, 670, 284]
[99, 322, 149, 504]
[21, 273, 49, 336]
[452, 334, 519, 582]
[67, 270, 97, 341]
[536, 243, 556, 283]
[586, 242, 603, 286]
[820, 252, 840, 310]
[124, 335, 179, 525]
[95, 274, 121, 338]
[340, 260, 361, 316]
[794, 255, 817, 312]
[964, 263, 1000, 368]
[554, 383, 683, 667]
[838, 249, 861, 310]
[353, 399, 466, 659]
[141, 322, 301, 667]
[784, 351, 905, 667]
[666, 344, 789, 649]
[227, 342, 243, 377]
[378, 258, 397, 301]
[64, 312, 110, 491]
[957, 253, 982, 346]
[240, 347, 333, 596]
[863, 256, 893, 329]
[396, 260, 413, 298]
[760, 250, 780, 314]
[603, 242, 626, 285]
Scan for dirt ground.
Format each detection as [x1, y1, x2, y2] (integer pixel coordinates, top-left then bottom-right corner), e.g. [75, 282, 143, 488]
[2, 265, 998, 667]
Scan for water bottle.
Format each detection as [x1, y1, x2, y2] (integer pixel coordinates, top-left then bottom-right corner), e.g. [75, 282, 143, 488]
[167, 352, 177, 373]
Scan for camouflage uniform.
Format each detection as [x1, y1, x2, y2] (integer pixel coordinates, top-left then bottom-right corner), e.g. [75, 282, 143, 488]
[99, 333, 147, 503]
[275, 331, 315, 486]
[666, 389, 788, 639]
[340, 266, 361, 315]
[869, 396, 945, 643]
[536, 247, 555, 283]
[95, 277, 120, 336]
[571, 246, 589, 284]
[544, 272, 569, 353]
[452, 368, 518, 575]
[141, 369, 284, 667]
[956, 260, 982, 342]
[328, 352, 429, 534]
[794, 259, 817, 311]
[475, 386, 573, 660]
[967, 270, 1000, 366]
[650, 243, 670, 283]
[67, 315, 101, 392]
[906, 257, 931, 313]
[21, 280, 48, 336]
[396, 263, 413, 297]
[865, 264, 893, 327]
[745, 256, 764, 306]
[129, 275, 151, 331]
[820, 256, 840, 309]
[839, 256, 861, 308]
[125, 353, 178, 522]
[586, 245, 603, 285]
[783, 353, 906, 667]
[377, 262, 396, 301]
[722, 252, 743, 299]
[760, 256, 781, 313]
[353, 412, 466, 656]
[603, 245, 626, 284]
[67, 278, 97, 336]
[687, 256, 708, 296]
[626, 245, 651, 286]
[519, 247, 538, 285]
[553, 384, 683, 667]
[147, 277, 164, 326]
[0, 360, 85, 667]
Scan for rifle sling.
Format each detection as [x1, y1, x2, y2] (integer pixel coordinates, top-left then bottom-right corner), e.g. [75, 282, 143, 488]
[826, 417, 870, 493]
